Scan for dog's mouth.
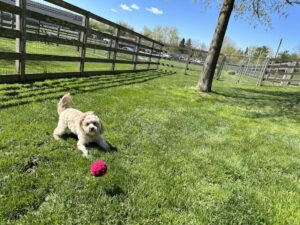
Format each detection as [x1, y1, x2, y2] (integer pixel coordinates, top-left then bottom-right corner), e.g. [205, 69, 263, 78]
[87, 126, 97, 135]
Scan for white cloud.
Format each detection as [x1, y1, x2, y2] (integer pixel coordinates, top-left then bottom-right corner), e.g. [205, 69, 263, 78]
[146, 7, 163, 15]
[111, 8, 118, 13]
[120, 4, 132, 11]
[131, 4, 140, 10]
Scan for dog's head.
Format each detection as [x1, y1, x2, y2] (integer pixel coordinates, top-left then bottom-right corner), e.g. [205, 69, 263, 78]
[80, 111, 104, 136]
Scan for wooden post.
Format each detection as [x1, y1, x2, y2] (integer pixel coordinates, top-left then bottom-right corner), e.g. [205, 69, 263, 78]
[133, 35, 141, 71]
[147, 41, 154, 70]
[37, 20, 40, 34]
[110, 26, 120, 71]
[215, 55, 226, 80]
[156, 44, 163, 70]
[184, 49, 193, 75]
[281, 61, 296, 86]
[56, 25, 61, 46]
[77, 14, 89, 76]
[257, 57, 270, 86]
[77, 31, 80, 51]
[107, 37, 113, 59]
[15, 0, 27, 81]
[93, 35, 96, 54]
[0, 11, 3, 27]
[11, 13, 14, 29]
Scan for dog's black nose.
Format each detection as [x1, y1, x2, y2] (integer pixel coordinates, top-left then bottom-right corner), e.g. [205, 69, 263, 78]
[90, 127, 94, 131]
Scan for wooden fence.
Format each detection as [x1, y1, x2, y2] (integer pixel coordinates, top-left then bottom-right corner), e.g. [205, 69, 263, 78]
[0, 0, 164, 83]
[222, 54, 300, 87]
[260, 59, 300, 86]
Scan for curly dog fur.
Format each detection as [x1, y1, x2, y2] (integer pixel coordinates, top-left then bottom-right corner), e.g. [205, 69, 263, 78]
[53, 93, 110, 157]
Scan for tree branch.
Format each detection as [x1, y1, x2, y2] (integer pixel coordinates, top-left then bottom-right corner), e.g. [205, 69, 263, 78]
[286, 0, 300, 5]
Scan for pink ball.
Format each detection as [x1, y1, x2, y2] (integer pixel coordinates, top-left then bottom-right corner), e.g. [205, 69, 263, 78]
[90, 161, 107, 177]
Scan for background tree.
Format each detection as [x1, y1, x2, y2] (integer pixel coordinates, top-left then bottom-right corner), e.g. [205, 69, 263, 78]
[142, 26, 180, 45]
[193, 0, 300, 93]
[278, 50, 299, 60]
[142, 26, 152, 38]
[221, 36, 243, 56]
[89, 20, 114, 34]
[179, 38, 186, 53]
[191, 40, 208, 51]
[117, 21, 135, 39]
[186, 38, 192, 49]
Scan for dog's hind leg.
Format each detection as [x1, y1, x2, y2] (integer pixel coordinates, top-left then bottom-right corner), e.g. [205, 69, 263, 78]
[53, 120, 67, 140]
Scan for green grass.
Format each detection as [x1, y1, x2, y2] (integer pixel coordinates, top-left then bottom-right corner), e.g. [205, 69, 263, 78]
[160, 58, 204, 72]
[0, 67, 300, 224]
[0, 37, 149, 74]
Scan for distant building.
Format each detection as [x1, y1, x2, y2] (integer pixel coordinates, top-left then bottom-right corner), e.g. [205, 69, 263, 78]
[0, 0, 83, 25]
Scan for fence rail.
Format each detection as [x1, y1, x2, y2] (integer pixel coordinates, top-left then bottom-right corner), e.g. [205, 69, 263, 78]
[0, 0, 164, 83]
[158, 45, 225, 78]
[223, 54, 300, 87]
[262, 60, 300, 86]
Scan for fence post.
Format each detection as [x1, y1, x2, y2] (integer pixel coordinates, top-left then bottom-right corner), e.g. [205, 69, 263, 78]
[257, 57, 270, 86]
[147, 41, 155, 70]
[37, 20, 40, 34]
[77, 14, 89, 76]
[107, 36, 114, 59]
[77, 31, 80, 51]
[157, 44, 163, 70]
[0, 11, 3, 27]
[11, 13, 14, 29]
[110, 26, 120, 71]
[133, 35, 141, 71]
[15, 0, 27, 82]
[281, 61, 296, 86]
[56, 25, 61, 46]
[184, 49, 193, 75]
[215, 55, 226, 80]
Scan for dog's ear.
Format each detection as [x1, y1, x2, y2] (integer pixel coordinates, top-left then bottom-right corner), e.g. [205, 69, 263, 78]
[97, 120, 104, 135]
[78, 113, 87, 132]
[84, 111, 94, 116]
[80, 111, 94, 124]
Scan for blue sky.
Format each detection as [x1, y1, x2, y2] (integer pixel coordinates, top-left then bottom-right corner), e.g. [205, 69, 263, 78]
[65, 0, 300, 54]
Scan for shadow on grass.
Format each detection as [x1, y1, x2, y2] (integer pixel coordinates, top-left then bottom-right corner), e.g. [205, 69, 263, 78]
[60, 132, 118, 153]
[105, 185, 125, 197]
[213, 86, 300, 120]
[0, 70, 175, 109]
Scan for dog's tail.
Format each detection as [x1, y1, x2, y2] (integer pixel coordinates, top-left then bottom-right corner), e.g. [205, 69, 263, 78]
[57, 93, 71, 115]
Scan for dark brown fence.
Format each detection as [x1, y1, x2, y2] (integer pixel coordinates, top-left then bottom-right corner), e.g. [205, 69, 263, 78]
[0, 0, 164, 83]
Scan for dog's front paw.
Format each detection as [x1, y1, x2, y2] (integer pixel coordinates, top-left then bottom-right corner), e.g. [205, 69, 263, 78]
[83, 152, 89, 158]
[53, 134, 61, 140]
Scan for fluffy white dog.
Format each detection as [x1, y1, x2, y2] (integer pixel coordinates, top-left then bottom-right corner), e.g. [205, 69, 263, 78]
[53, 93, 110, 157]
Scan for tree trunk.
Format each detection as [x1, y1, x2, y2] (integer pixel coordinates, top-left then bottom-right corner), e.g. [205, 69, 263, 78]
[196, 0, 235, 93]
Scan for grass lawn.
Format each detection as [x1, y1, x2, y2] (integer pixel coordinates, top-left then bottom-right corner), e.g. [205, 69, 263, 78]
[0, 37, 151, 75]
[0, 67, 300, 224]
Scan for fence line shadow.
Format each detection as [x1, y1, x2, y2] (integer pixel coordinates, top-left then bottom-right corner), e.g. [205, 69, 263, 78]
[212, 87, 300, 119]
[0, 70, 175, 109]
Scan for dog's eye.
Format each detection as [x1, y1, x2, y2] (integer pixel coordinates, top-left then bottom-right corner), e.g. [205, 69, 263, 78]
[93, 122, 96, 126]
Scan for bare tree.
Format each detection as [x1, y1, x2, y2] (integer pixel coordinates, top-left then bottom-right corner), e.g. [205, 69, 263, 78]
[193, 0, 300, 93]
